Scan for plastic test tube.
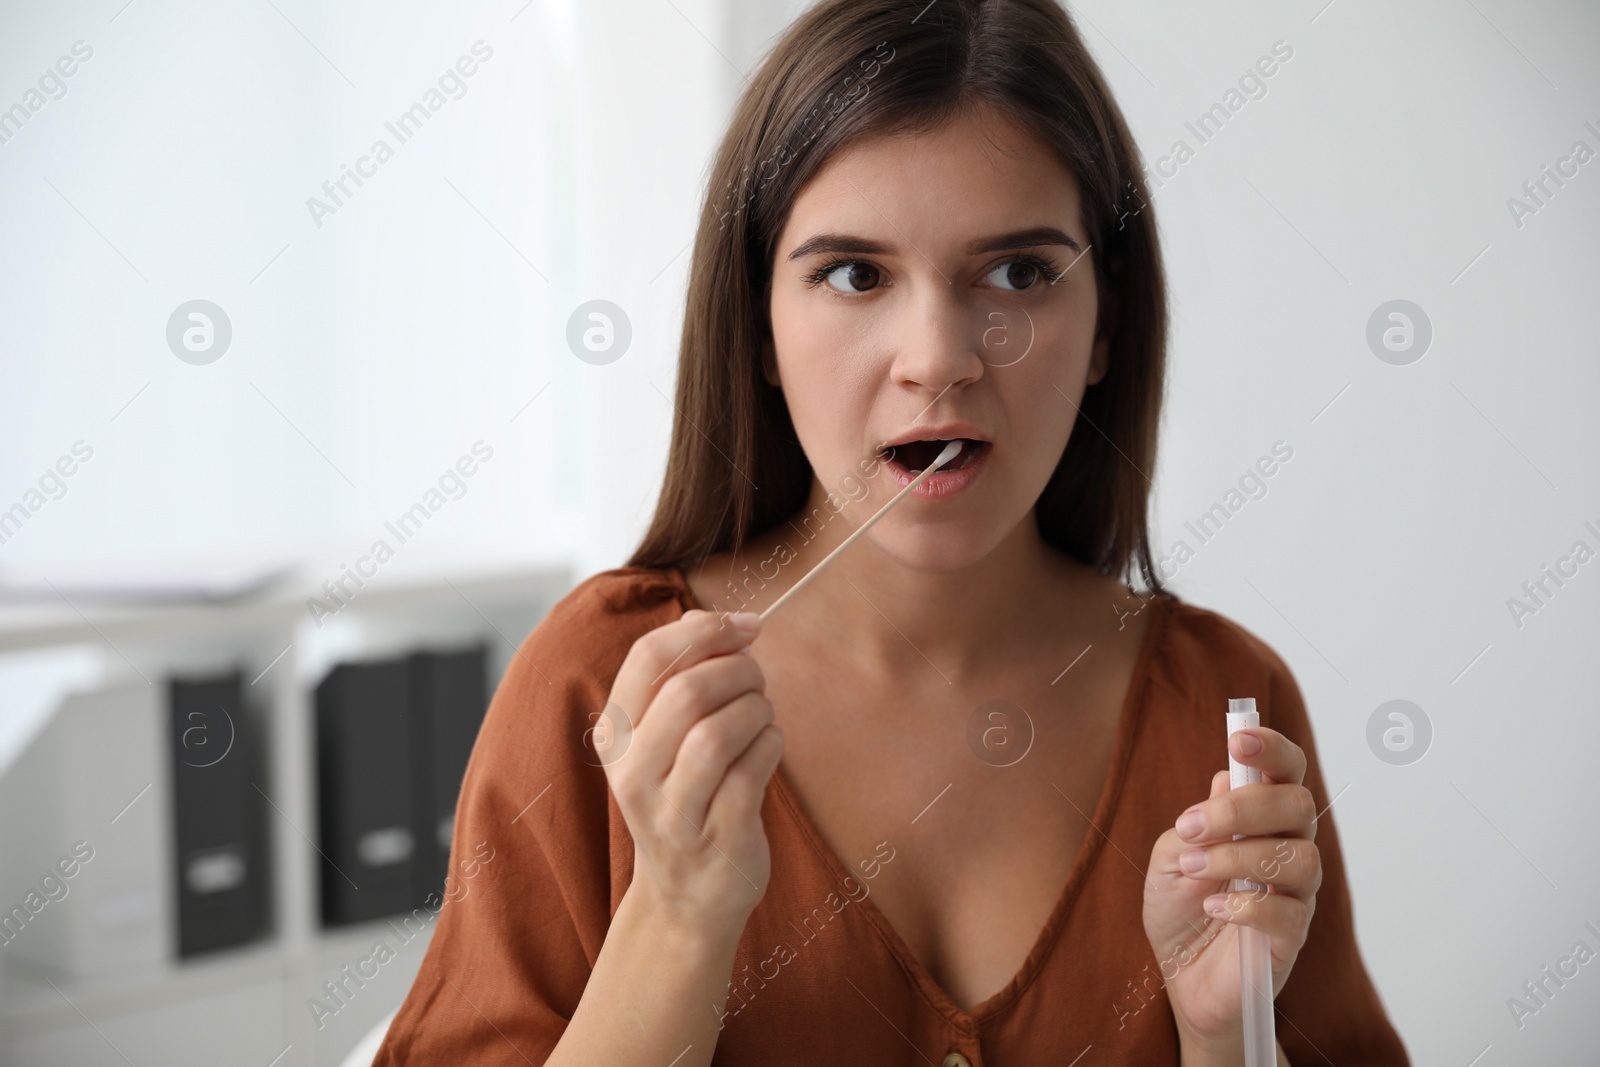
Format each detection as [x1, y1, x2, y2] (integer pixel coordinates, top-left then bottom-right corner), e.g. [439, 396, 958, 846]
[1227, 697, 1277, 1067]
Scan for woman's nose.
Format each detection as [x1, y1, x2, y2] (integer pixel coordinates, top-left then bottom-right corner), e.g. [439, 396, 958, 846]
[886, 282, 989, 391]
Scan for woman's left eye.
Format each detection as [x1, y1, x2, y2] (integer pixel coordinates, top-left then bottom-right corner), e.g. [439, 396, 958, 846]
[985, 255, 1063, 291]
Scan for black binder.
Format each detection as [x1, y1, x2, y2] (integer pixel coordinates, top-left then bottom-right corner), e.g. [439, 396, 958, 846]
[316, 645, 489, 926]
[168, 671, 270, 958]
[316, 658, 415, 926]
[409, 646, 488, 904]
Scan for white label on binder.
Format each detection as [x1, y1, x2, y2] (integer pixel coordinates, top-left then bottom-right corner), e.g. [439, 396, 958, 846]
[185, 848, 247, 894]
[357, 826, 414, 867]
[437, 813, 454, 852]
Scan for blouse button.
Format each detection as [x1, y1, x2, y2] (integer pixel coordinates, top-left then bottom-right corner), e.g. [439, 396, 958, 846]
[941, 1054, 972, 1067]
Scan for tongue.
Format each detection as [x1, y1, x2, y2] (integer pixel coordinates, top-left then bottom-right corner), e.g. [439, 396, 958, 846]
[899, 439, 968, 472]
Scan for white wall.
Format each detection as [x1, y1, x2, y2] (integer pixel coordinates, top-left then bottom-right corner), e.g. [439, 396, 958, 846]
[2, 0, 1597, 1063]
[0, 0, 586, 582]
[1066, 2, 1600, 1063]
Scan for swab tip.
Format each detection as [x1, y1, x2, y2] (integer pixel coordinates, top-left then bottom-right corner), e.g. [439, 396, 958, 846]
[932, 439, 963, 468]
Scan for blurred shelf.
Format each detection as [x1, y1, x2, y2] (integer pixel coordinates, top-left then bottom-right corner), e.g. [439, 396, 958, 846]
[0, 562, 575, 654]
[1, 918, 431, 1037]
[0, 560, 575, 1067]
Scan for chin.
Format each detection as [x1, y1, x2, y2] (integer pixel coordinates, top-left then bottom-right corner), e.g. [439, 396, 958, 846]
[861, 521, 1006, 573]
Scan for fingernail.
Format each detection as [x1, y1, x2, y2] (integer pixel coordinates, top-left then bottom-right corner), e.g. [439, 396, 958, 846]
[730, 611, 761, 631]
[1179, 848, 1207, 874]
[1204, 893, 1230, 918]
[1176, 810, 1205, 840]
[1235, 731, 1261, 756]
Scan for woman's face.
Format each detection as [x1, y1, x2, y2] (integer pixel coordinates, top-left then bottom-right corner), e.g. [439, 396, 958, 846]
[767, 103, 1112, 571]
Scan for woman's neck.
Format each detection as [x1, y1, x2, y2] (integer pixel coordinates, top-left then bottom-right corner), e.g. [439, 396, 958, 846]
[686, 476, 1105, 687]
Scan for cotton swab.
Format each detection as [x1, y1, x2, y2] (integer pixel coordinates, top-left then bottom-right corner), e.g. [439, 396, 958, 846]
[757, 440, 963, 623]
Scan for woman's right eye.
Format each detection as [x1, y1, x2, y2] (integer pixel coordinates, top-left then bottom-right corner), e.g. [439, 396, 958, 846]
[807, 260, 882, 293]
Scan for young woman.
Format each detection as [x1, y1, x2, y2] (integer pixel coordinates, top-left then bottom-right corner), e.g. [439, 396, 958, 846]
[375, 1, 1409, 1063]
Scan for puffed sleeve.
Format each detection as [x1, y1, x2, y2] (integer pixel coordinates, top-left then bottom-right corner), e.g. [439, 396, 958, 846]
[1256, 644, 1411, 1065]
[372, 569, 682, 1065]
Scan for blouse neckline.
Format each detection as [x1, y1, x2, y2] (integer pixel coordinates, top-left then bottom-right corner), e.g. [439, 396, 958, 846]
[662, 564, 1175, 1030]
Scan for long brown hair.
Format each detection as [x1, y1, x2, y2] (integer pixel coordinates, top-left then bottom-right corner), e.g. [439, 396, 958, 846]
[627, 0, 1168, 592]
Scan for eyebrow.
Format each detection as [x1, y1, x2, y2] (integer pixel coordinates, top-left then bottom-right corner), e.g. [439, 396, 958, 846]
[785, 225, 1083, 261]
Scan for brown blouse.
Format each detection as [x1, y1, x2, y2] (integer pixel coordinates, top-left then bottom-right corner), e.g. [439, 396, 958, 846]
[373, 566, 1410, 1065]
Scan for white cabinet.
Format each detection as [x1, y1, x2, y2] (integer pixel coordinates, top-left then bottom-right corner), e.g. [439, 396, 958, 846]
[0, 564, 570, 1066]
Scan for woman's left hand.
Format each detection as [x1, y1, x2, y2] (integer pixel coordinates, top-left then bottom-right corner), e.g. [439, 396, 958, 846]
[1141, 725, 1323, 1049]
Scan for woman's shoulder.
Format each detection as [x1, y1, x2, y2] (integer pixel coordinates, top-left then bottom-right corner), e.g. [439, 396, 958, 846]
[475, 565, 693, 770]
[509, 565, 694, 674]
[1156, 591, 1292, 672]
[540, 564, 694, 629]
[1149, 591, 1308, 730]
[1129, 593, 1324, 802]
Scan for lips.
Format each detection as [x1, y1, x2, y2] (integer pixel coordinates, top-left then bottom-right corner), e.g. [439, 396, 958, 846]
[878, 423, 992, 471]
[880, 423, 991, 451]
[876, 433, 993, 500]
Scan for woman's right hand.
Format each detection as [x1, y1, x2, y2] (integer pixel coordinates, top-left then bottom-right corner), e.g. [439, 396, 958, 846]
[598, 607, 784, 936]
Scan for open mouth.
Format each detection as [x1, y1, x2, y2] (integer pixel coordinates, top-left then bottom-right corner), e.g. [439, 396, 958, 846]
[887, 438, 990, 473]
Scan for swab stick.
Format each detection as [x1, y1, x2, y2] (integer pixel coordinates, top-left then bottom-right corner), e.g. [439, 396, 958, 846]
[758, 440, 963, 623]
